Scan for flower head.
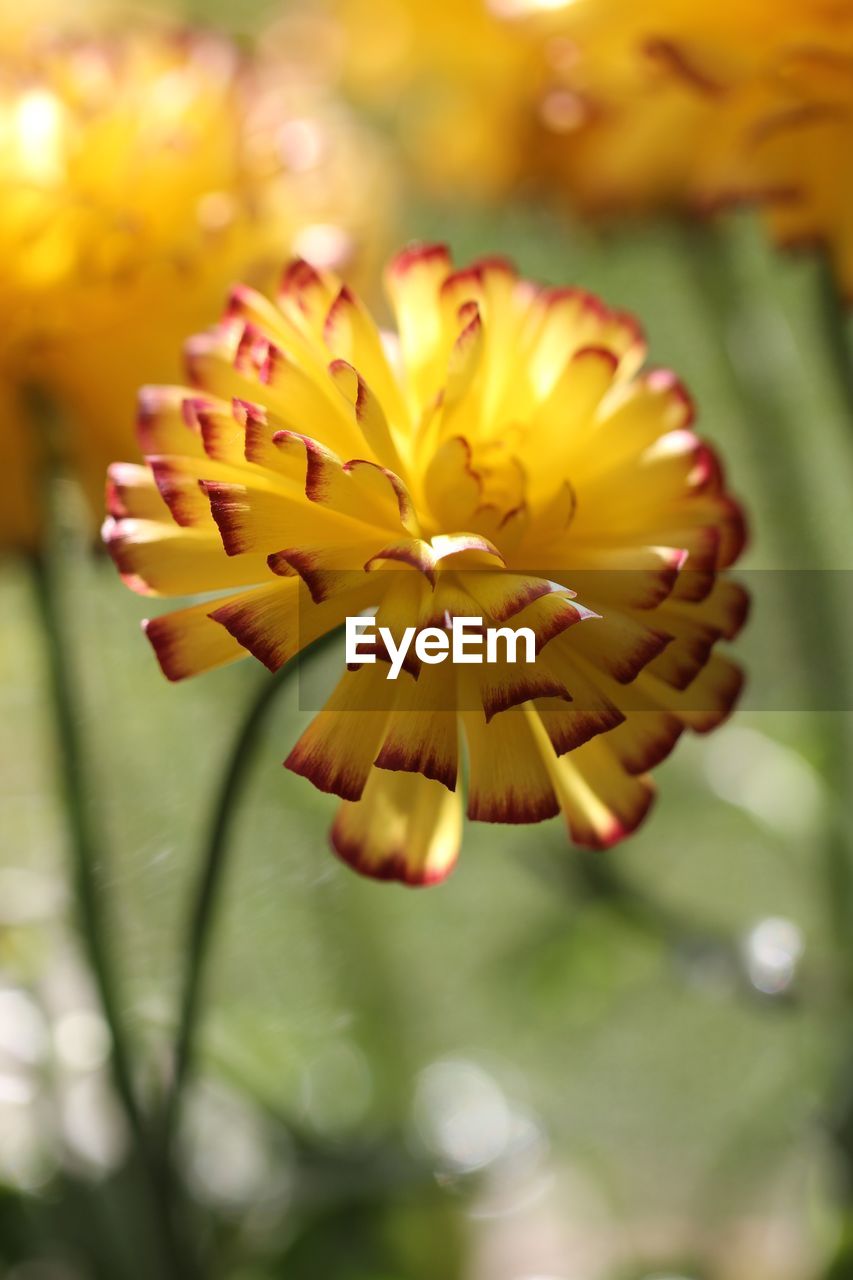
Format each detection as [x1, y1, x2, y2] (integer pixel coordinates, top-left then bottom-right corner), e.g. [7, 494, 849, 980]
[466, 0, 768, 213]
[685, 3, 853, 297]
[105, 245, 747, 886]
[517, 0, 853, 293]
[270, 0, 853, 300]
[0, 26, 391, 547]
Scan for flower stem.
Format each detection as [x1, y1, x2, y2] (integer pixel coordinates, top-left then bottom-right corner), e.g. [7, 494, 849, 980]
[680, 221, 853, 1273]
[29, 550, 199, 1278]
[29, 550, 143, 1130]
[680, 220, 853, 972]
[161, 661, 294, 1151]
[27, 388, 197, 1280]
[811, 249, 853, 1277]
[816, 250, 853, 428]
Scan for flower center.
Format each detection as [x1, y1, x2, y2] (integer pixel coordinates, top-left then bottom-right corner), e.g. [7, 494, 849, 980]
[418, 423, 531, 553]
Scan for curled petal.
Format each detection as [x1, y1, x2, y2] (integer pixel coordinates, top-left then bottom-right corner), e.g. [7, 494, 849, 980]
[202, 477, 362, 557]
[567, 604, 672, 684]
[184, 325, 255, 403]
[328, 358, 407, 475]
[257, 346, 361, 459]
[463, 705, 559, 824]
[423, 436, 482, 528]
[374, 661, 459, 790]
[103, 517, 269, 597]
[189, 399, 249, 467]
[105, 463, 168, 521]
[532, 694, 625, 757]
[273, 430, 417, 534]
[605, 712, 685, 776]
[534, 645, 626, 744]
[555, 546, 688, 610]
[621, 654, 745, 731]
[211, 577, 376, 671]
[278, 259, 340, 339]
[365, 537, 439, 585]
[476, 665, 571, 725]
[285, 665, 396, 801]
[143, 596, 249, 682]
[384, 242, 453, 413]
[520, 593, 598, 654]
[462, 570, 566, 624]
[430, 532, 505, 566]
[547, 734, 656, 850]
[226, 282, 294, 347]
[667, 577, 750, 641]
[332, 769, 462, 886]
[324, 285, 409, 431]
[136, 385, 206, 459]
[643, 612, 721, 691]
[271, 541, 383, 603]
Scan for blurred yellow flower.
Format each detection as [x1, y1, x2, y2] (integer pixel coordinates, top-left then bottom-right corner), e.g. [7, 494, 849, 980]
[517, 0, 782, 212]
[105, 246, 747, 885]
[270, 0, 853, 298]
[518, 0, 853, 292]
[0, 26, 393, 548]
[690, 6, 853, 297]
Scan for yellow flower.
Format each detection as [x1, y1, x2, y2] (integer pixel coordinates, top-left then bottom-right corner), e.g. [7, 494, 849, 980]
[521, 0, 853, 293]
[104, 246, 747, 885]
[687, 7, 853, 297]
[525, 0, 742, 214]
[271, 0, 853, 297]
[0, 26, 392, 549]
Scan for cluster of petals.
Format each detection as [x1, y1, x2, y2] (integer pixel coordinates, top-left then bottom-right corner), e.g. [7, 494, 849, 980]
[104, 244, 747, 885]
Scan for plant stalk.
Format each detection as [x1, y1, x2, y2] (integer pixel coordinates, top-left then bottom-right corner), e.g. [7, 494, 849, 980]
[28, 387, 198, 1280]
[161, 661, 293, 1151]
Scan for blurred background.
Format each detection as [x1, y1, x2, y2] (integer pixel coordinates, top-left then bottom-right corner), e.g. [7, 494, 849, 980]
[3, 0, 853, 1277]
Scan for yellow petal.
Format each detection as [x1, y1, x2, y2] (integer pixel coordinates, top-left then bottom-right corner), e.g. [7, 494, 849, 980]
[144, 595, 250, 681]
[332, 768, 462, 886]
[328, 358, 408, 477]
[210, 576, 376, 671]
[106, 462, 169, 521]
[526, 713, 655, 849]
[136, 385, 207, 460]
[285, 664, 396, 801]
[463, 704, 558, 823]
[103, 517, 270, 597]
[375, 660, 460, 790]
[384, 242, 453, 415]
[324, 285, 409, 432]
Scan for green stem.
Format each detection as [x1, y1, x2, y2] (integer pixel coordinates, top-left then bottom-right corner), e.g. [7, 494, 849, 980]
[29, 549, 196, 1280]
[681, 221, 853, 975]
[28, 387, 197, 1280]
[162, 661, 294, 1150]
[812, 250, 853, 1279]
[816, 250, 853, 426]
[29, 550, 144, 1135]
[681, 222, 853, 1274]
